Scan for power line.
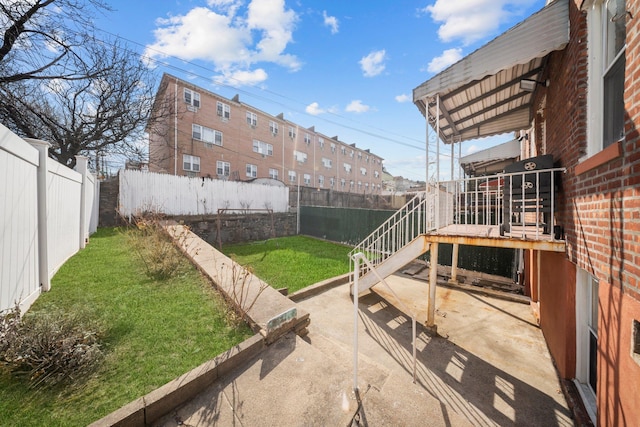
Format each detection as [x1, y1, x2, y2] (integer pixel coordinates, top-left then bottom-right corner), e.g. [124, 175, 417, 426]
[86, 25, 434, 153]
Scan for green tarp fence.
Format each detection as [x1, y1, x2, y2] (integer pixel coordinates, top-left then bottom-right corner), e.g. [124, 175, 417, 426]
[300, 206, 515, 279]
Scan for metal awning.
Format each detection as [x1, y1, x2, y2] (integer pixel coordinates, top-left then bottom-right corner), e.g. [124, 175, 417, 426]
[413, 0, 569, 143]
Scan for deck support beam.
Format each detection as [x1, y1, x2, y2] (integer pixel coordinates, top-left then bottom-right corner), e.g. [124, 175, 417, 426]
[427, 242, 439, 329]
[449, 243, 460, 284]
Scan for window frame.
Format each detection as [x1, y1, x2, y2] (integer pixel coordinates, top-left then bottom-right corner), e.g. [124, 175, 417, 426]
[216, 160, 231, 177]
[183, 154, 200, 172]
[585, 0, 627, 158]
[184, 88, 201, 108]
[246, 111, 258, 127]
[216, 101, 230, 119]
[246, 163, 257, 178]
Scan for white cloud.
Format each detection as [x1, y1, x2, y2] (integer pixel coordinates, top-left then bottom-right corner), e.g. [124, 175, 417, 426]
[145, 0, 299, 86]
[359, 49, 387, 77]
[323, 11, 339, 34]
[214, 68, 268, 86]
[306, 102, 325, 115]
[345, 100, 370, 113]
[423, 0, 537, 45]
[395, 94, 411, 103]
[427, 48, 463, 73]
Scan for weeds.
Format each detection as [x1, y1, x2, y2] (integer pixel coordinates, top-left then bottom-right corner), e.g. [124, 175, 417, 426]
[0, 305, 103, 389]
[125, 214, 185, 280]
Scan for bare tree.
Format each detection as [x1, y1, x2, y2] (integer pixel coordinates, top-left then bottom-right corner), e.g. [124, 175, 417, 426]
[0, 0, 110, 84]
[0, 39, 160, 168]
[0, 1, 173, 168]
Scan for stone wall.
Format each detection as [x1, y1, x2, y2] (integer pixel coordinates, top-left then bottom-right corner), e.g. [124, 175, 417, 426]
[175, 212, 297, 248]
[99, 177, 120, 227]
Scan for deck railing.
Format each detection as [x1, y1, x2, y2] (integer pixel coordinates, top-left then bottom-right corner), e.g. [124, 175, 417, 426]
[432, 167, 565, 239]
[350, 167, 565, 284]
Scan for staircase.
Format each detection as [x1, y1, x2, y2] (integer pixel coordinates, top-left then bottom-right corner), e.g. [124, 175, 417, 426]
[350, 191, 436, 294]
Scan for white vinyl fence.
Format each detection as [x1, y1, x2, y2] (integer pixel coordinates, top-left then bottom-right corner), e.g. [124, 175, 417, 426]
[118, 169, 289, 218]
[0, 124, 99, 313]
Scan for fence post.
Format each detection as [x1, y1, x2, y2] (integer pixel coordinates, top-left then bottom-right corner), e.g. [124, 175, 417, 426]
[75, 155, 89, 249]
[27, 139, 51, 292]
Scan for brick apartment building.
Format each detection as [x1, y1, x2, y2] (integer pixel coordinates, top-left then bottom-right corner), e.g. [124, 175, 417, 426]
[148, 73, 384, 194]
[412, 0, 640, 425]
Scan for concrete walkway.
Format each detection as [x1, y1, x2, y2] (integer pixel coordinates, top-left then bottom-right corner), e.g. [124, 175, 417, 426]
[155, 275, 574, 426]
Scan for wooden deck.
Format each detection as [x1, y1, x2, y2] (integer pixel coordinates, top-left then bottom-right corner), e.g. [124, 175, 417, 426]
[426, 224, 565, 252]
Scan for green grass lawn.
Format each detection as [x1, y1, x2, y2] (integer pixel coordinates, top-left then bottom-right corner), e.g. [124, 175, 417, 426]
[0, 228, 252, 426]
[222, 235, 352, 293]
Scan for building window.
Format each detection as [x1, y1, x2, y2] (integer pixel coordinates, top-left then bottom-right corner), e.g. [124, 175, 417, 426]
[183, 154, 200, 172]
[217, 161, 230, 177]
[303, 174, 311, 185]
[253, 140, 273, 156]
[358, 181, 362, 189]
[192, 124, 222, 146]
[344, 163, 351, 173]
[246, 163, 257, 178]
[341, 147, 346, 155]
[304, 133, 312, 145]
[318, 175, 324, 186]
[330, 177, 335, 187]
[358, 152, 362, 160]
[318, 138, 324, 149]
[331, 143, 336, 153]
[322, 157, 332, 168]
[586, 0, 627, 156]
[576, 268, 599, 423]
[341, 178, 346, 188]
[366, 155, 369, 163]
[374, 170, 380, 178]
[350, 150, 354, 158]
[294, 150, 307, 163]
[288, 126, 296, 139]
[217, 101, 230, 119]
[269, 168, 279, 180]
[184, 88, 200, 109]
[246, 111, 257, 127]
[360, 167, 367, 176]
[269, 120, 279, 135]
[288, 170, 297, 183]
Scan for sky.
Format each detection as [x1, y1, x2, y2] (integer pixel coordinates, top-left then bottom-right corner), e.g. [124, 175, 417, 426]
[95, 0, 546, 181]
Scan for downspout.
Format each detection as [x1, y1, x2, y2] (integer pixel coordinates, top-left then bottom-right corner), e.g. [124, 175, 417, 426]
[174, 77, 178, 175]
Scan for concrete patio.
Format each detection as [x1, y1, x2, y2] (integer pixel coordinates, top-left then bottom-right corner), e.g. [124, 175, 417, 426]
[153, 274, 574, 426]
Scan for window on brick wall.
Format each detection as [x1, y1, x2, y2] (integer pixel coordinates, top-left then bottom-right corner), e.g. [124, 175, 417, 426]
[288, 170, 296, 183]
[246, 163, 257, 178]
[193, 124, 223, 147]
[246, 111, 258, 127]
[184, 88, 200, 109]
[217, 161, 230, 177]
[183, 154, 200, 172]
[269, 168, 279, 180]
[586, 0, 626, 157]
[217, 101, 230, 119]
[303, 173, 311, 185]
[269, 120, 279, 135]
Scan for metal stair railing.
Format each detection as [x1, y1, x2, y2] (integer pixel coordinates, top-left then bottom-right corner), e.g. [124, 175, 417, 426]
[349, 190, 435, 280]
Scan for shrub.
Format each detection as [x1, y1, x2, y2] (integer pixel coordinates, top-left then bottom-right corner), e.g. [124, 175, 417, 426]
[0, 305, 104, 389]
[126, 215, 185, 280]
